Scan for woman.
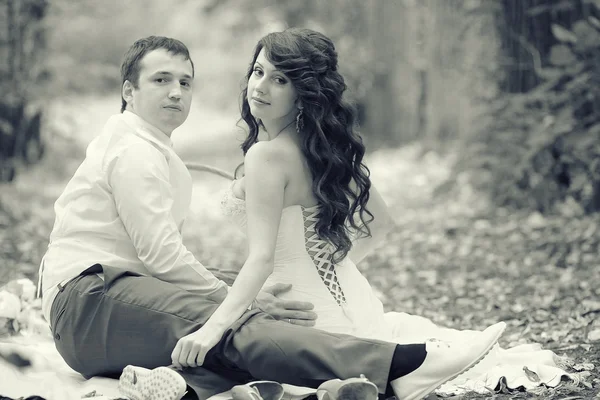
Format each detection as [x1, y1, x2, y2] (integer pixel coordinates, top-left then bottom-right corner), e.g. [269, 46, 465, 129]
[188, 28, 572, 397]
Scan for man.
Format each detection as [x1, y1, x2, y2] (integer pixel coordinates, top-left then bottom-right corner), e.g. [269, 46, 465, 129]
[38, 36, 504, 400]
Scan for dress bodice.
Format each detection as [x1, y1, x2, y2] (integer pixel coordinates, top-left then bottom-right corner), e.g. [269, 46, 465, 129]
[220, 181, 388, 338]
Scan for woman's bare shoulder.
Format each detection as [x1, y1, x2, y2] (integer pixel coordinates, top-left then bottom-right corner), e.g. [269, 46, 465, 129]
[244, 141, 290, 172]
[248, 138, 301, 161]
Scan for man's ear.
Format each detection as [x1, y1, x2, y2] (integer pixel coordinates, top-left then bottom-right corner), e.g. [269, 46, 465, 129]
[122, 80, 134, 106]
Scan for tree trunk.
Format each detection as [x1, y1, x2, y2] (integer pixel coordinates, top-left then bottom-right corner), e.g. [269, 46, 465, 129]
[499, 0, 593, 93]
[364, 0, 407, 147]
[7, 0, 19, 95]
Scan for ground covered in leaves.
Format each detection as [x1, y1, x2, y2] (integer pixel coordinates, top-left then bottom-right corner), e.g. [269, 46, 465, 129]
[1, 112, 599, 399]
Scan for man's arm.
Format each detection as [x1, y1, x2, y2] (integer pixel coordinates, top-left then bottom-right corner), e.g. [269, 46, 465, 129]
[109, 144, 228, 302]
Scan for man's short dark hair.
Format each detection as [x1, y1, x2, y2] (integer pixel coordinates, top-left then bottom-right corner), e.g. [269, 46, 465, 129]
[120, 36, 195, 112]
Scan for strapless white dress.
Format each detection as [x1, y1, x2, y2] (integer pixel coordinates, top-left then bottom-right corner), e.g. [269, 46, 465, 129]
[220, 182, 578, 396]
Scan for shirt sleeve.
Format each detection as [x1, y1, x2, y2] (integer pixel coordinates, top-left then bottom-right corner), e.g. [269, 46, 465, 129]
[109, 143, 228, 302]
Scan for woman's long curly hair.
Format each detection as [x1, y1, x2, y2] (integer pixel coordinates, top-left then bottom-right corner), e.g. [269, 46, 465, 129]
[239, 28, 373, 263]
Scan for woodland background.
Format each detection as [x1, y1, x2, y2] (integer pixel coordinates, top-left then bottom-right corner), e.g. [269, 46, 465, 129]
[1, 0, 600, 398]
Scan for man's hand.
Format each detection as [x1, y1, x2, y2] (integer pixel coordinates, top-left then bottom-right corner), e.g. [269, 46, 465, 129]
[253, 283, 317, 326]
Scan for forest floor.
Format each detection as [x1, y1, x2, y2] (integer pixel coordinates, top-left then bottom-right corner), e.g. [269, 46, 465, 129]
[1, 97, 599, 399]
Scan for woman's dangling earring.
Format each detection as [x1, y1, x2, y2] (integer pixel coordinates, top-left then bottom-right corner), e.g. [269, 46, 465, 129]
[296, 106, 304, 133]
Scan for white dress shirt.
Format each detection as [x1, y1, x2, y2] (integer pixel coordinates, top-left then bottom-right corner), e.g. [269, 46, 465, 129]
[38, 111, 228, 322]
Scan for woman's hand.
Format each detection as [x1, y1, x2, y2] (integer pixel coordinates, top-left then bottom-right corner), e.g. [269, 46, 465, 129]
[170, 325, 223, 368]
[253, 283, 318, 326]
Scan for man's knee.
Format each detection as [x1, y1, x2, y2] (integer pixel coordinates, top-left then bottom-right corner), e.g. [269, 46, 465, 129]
[235, 318, 318, 360]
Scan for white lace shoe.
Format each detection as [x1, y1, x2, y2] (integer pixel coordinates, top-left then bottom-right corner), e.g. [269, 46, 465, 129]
[118, 365, 187, 400]
[391, 321, 506, 400]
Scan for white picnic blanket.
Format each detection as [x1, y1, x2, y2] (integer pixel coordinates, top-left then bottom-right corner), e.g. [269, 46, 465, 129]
[0, 334, 122, 399]
[0, 334, 316, 400]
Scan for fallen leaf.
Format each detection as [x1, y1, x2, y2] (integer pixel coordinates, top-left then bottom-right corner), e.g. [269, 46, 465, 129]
[588, 329, 600, 342]
[572, 363, 595, 371]
[524, 366, 541, 382]
[580, 344, 593, 351]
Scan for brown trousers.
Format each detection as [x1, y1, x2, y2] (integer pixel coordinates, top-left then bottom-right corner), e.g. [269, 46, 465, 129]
[49, 264, 395, 400]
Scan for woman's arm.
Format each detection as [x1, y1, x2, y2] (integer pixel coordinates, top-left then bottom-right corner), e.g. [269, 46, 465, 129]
[202, 142, 286, 331]
[348, 183, 396, 265]
[171, 142, 287, 368]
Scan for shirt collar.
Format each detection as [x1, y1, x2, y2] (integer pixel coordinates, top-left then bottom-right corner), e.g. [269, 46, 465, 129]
[121, 111, 173, 149]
